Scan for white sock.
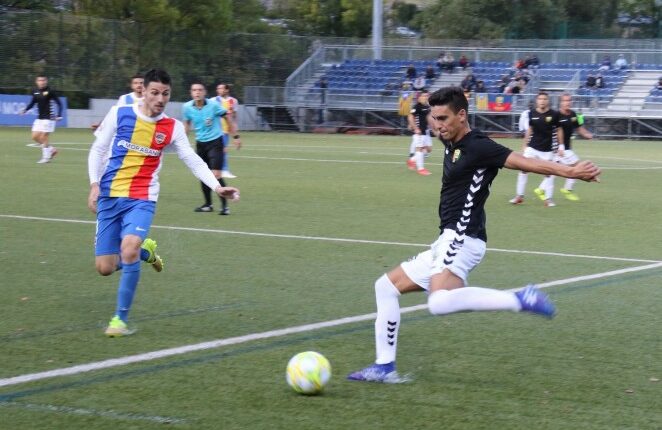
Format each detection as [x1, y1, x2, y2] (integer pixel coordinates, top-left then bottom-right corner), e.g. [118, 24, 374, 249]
[564, 178, 575, 191]
[516, 172, 528, 196]
[415, 151, 424, 169]
[41, 146, 49, 158]
[428, 287, 521, 315]
[545, 176, 555, 199]
[409, 140, 417, 155]
[374, 274, 401, 364]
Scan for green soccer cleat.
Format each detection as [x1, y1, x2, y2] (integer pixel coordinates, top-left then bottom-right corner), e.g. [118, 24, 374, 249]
[141, 238, 163, 272]
[533, 187, 546, 201]
[560, 188, 580, 201]
[104, 316, 136, 337]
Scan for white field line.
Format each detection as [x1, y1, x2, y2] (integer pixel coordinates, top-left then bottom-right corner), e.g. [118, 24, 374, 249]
[1, 214, 659, 264]
[0, 401, 187, 424]
[32, 145, 661, 169]
[1, 261, 661, 389]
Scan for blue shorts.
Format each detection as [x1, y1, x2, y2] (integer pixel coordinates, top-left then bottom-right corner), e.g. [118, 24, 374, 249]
[221, 133, 229, 147]
[95, 197, 156, 256]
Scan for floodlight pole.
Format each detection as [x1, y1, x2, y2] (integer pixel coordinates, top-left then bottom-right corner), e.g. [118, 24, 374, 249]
[372, 0, 383, 61]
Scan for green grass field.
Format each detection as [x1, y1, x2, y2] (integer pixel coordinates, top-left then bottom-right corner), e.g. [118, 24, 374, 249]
[1, 128, 660, 429]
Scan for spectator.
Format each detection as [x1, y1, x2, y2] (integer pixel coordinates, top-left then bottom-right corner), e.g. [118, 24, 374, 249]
[436, 52, 445, 72]
[524, 54, 540, 69]
[656, 77, 662, 91]
[440, 52, 455, 73]
[406, 64, 417, 80]
[514, 58, 526, 70]
[413, 75, 426, 91]
[598, 55, 611, 72]
[460, 73, 476, 92]
[595, 74, 605, 89]
[498, 74, 510, 93]
[424, 65, 436, 80]
[474, 80, 487, 93]
[585, 74, 596, 88]
[614, 54, 628, 70]
[458, 55, 469, 70]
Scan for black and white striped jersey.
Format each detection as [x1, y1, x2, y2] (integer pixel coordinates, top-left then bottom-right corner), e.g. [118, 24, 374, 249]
[410, 102, 430, 132]
[558, 110, 580, 150]
[438, 129, 512, 242]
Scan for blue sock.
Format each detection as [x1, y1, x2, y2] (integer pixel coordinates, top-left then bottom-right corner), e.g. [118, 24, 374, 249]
[115, 261, 141, 322]
[140, 248, 149, 262]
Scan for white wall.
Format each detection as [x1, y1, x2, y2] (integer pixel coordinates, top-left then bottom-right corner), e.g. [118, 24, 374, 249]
[66, 99, 266, 130]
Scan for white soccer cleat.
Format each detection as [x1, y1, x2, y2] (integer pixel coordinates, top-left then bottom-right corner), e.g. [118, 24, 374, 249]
[221, 170, 237, 179]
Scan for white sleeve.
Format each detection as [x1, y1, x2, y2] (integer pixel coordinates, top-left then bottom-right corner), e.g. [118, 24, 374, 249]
[88, 106, 118, 184]
[169, 121, 221, 191]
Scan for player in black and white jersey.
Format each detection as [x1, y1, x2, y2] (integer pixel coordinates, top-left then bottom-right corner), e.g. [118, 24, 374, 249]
[21, 75, 63, 163]
[406, 90, 433, 176]
[348, 87, 600, 383]
[557, 93, 593, 201]
[509, 92, 564, 207]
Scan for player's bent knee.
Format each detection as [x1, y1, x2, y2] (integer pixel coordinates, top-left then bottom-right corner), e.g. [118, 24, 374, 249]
[375, 274, 400, 298]
[428, 289, 452, 315]
[96, 261, 115, 276]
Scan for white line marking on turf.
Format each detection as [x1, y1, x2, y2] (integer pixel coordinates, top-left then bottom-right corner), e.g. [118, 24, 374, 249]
[1, 214, 659, 264]
[1, 262, 660, 389]
[0, 401, 186, 424]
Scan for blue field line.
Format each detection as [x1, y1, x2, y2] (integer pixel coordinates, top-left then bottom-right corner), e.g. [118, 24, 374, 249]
[1, 268, 659, 404]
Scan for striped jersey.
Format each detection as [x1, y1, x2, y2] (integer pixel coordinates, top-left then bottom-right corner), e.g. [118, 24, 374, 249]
[89, 104, 219, 202]
[216, 96, 237, 133]
[117, 92, 143, 107]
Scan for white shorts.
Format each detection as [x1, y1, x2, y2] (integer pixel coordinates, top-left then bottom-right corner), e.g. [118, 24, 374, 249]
[400, 229, 486, 290]
[413, 133, 433, 148]
[32, 119, 55, 133]
[555, 149, 579, 165]
[523, 146, 554, 161]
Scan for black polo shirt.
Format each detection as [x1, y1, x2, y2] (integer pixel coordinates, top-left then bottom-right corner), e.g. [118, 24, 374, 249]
[439, 129, 512, 242]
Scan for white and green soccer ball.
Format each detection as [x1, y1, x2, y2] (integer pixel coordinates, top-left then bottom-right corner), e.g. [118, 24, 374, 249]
[286, 351, 331, 395]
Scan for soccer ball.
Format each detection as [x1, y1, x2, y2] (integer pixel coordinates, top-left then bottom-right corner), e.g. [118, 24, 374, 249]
[285, 351, 331, 395]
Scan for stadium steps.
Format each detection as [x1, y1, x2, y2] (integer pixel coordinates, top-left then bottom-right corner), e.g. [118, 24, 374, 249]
[257, 106, 300, 131]
[608, 71, 660, 114]
[427, 70, 464, 92]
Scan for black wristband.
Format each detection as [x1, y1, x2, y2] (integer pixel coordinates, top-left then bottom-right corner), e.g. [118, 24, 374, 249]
[233, 134, 240, 139]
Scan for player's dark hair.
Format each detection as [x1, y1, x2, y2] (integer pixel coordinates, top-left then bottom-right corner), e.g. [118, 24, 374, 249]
[217, 83, 231, 92]
[143, 69, 171, 88]
[190, 79, 206, 88]
[428, 86, 468, 114]
[36, 74, 47, 79]
[537, 91, 549, 97]
[131, 73, 144, 81]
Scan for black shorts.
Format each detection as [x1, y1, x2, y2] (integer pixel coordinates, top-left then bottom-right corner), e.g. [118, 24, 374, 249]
[196, 137, 225, 171]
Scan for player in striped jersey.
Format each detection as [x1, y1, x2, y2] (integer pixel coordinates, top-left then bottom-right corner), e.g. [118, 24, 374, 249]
[215, 83, 242, 178]
[21, 75, 63, 163]
[556, 93, 593, 201]
[406, 90, 433, 176]
[116, 73, 144, 107]
[88, 69, 240, 337]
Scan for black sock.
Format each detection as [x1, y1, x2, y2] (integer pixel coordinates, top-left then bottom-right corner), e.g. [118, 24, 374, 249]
[219, 178, 227, 209]
[201, 182, 212, 206]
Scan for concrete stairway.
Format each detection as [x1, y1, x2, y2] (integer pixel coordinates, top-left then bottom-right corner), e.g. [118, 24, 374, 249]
[606, 71, 660, 114]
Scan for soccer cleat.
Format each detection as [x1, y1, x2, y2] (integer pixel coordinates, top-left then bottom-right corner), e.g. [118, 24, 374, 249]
[347, 362, 399, 383]
[49, 147, 58, 159]
[219, 207, 230, 216]
[406, 159, 416, 170]
[221, 170, 237, 179]
[515, 284, 556, 318]
[544, 199, 556, 207]
[36, 157, 50, 164]
[194, 205, 213, 212]
[560, 188, 580, 201]
[533, 188, 546, 201]
[104, 316, 136, 337]
[509, 195, 524, 205]
[417, 168, 431, 176]
[141, 238, 163, 272]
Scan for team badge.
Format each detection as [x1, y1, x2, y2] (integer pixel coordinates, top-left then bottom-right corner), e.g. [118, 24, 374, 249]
[545, 116, 552, 123]
[42, 91, 49, 96]
[571, 117, 577, 123]
[452, 149, 462, 162]
[154, 132, 167, 145]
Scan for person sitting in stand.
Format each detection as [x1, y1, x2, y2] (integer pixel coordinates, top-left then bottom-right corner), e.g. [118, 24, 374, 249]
[458, 55, 469, 70]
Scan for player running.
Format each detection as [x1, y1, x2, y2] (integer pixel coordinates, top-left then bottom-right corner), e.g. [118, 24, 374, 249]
[509, 92, 564, 207]
[348, 87, 600, 383]
[406, 90, 433, 176]
[116, 73, 144, 107]
[215, 83, 242, 178]
[88, 69, 239, 337]
[556, 93, 594, 201]
[21, 75, 63, 163]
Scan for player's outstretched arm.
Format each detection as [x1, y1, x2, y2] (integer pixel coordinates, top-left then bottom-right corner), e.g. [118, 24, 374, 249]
[504, 152, 601, 182]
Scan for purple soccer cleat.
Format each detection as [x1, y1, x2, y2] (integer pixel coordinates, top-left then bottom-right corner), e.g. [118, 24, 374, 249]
[516, 284, 556, 318]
